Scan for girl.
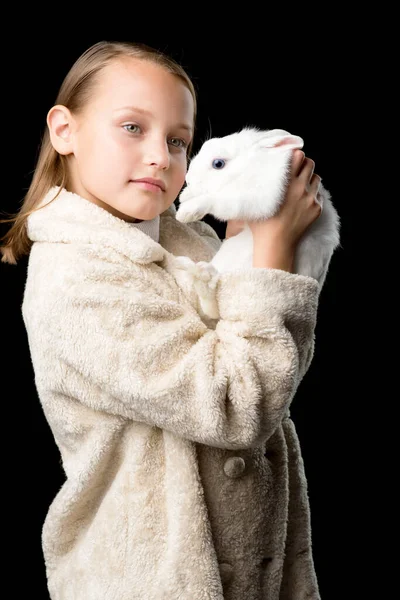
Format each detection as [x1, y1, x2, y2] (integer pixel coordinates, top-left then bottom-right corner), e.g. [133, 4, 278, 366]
[1, 40, 323, 599]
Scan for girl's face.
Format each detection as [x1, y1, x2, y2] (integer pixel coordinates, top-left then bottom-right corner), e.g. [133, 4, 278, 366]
[67, 58, 194, 222]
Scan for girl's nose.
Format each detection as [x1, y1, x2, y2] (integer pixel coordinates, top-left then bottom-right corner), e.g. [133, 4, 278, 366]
[142, 138, 170, 170]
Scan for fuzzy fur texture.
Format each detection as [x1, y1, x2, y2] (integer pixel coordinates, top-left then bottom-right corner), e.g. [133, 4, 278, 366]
[174, 127, 340, 320]
[22, 186, 321, 599]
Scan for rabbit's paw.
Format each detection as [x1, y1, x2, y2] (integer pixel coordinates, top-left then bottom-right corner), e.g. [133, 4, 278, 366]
[173, 256, 197, 271]
[194, 278, 220, 320]
[175, 202, 207, 223]
[195, 261, 218, 283]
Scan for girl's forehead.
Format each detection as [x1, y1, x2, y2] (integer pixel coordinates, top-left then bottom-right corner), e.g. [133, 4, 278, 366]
[96, 59, 183, 97]
[91, 58, 194, 118]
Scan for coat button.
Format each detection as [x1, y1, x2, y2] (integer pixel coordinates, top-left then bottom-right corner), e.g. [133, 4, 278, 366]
[219, 562, 233, 584]
[261, 557, 273, 568]
[223, 456, 246, 478]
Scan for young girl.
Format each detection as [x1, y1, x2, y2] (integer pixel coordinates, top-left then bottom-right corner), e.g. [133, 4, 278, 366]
[1, 40, 323, 600]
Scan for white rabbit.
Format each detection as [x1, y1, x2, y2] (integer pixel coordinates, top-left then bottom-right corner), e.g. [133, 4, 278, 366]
[172, 127, 340, 321]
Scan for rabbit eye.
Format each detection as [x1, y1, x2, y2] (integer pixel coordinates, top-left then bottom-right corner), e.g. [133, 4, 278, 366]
[212, 158, 225, 169]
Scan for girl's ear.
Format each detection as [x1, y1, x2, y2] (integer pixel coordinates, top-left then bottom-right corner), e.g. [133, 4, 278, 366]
[47, 105, 75, 155]
[256, 132, 304, 151]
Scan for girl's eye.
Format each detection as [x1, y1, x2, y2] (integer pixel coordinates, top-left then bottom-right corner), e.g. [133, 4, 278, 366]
[122, 126, 187, 150]
[123, 124, 141, 134]
[169, 138, 188, 149]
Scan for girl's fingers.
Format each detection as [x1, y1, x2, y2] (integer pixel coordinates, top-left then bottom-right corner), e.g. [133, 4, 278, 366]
[309, 174, 323, 212]
[290, 150, 305, 176]
[309, 173, 322, 196]
[298, 157, 315, 183]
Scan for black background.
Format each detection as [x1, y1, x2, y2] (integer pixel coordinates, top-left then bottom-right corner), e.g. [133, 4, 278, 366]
[1, 24, 379, 600]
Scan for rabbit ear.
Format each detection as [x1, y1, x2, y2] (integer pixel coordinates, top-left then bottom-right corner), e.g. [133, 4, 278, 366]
[256, 132, 304, 151]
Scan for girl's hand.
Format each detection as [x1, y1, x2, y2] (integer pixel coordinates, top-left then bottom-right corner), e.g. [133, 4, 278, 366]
[247, 150, 323, 251]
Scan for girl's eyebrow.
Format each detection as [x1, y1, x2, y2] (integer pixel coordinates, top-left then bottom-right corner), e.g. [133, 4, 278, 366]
[114, 105, 193, 133]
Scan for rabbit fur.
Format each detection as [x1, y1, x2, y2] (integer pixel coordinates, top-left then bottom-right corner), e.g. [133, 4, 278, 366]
[173, 127, 340, 320]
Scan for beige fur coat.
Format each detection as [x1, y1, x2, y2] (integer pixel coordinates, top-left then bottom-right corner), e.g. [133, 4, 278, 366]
[22, 187, 321, 599]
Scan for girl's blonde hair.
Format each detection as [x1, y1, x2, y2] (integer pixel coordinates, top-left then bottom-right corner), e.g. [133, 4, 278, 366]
[0, 40, 197, 265]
